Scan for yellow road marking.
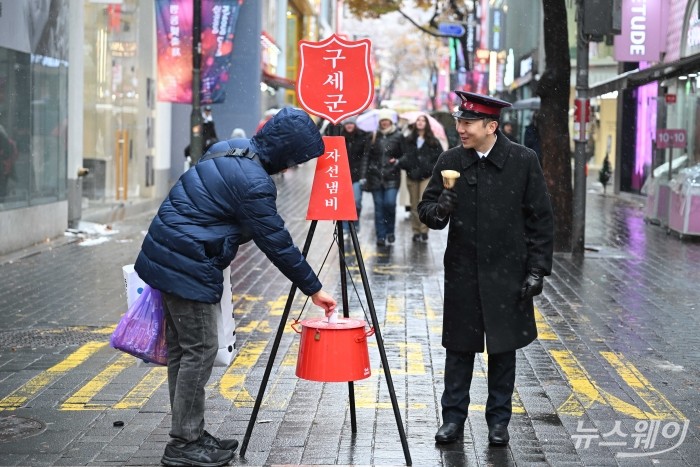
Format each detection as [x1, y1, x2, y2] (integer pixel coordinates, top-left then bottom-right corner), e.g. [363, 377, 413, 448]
[396, 343, 425, 375]
[236, 320, 274, 334]
[0, 341, 107, 410]
[281, 341, 299, 367]
[412, 300, 426, 320]
[425, 292, 441, 320]
[534, 308, 557, 340]
[551, 349, 683, 420]
[114, 367, 168, 409]
[61, 354, 134, 410]
[386, 295, 403, 325]
[373, 265, 405, 274]
[41, 326, 115, 335]
[600, 351, 686, 420]
[232, 294, 262, 302]
[355, 379, 425, 409]
[267, 296, 289, 316]
[354, 372, 524, 412]
[218, 340, 268, 405]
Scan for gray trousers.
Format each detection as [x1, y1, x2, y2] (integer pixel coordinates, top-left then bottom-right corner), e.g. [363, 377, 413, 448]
[162, 292, 219, 443]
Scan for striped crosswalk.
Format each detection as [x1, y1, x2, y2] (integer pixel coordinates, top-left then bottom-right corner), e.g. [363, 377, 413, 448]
[0, 308, 686, 423]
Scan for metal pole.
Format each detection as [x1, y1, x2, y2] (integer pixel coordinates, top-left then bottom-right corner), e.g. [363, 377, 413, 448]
[190, 0, 203, 164]
[336, 222, 358, 433]
[349, 222, 412, 466]
[572, 0, 589, 258]
[239, 220, 318, 457]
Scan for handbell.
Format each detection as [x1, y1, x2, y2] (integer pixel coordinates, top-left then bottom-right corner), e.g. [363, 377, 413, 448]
[441, 170, 461, 189]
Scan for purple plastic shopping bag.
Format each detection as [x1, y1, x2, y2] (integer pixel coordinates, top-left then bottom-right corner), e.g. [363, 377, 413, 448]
[110, 284, 168, 365]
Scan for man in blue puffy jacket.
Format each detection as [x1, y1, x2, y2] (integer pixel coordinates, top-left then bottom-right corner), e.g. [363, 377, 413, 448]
[135, 108, 337, 467]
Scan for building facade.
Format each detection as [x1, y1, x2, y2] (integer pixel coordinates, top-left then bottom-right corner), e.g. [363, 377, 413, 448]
[0, 0, 71, 254]
[0, 0, 333, 256]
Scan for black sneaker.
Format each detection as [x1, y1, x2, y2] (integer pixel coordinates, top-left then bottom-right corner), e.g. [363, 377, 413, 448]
[412, 234, 421, 242]
[420, 233, 429, 242]
[376, 238, 386, 247]
[200, 430, 239, 452]
[161, 440, 234, 467]
[387, 234, 395, 243]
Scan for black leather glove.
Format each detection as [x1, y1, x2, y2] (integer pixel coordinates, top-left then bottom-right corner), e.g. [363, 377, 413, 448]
[520, 269, 545, 299]
[436, 189, 458, 218]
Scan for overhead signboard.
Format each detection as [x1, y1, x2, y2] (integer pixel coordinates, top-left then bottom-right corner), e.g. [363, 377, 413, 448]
[613, 0, 664, 62]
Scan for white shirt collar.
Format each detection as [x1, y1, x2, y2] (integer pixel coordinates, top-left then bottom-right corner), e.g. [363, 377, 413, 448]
[477, 135, 498, 158]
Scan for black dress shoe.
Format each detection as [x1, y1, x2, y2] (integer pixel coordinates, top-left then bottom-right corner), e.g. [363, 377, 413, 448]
[488, 423, 510, 446]
[435, 422, 464, 444]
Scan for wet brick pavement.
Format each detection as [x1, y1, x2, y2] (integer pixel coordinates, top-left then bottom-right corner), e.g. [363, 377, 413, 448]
[0, 162, 698, 466]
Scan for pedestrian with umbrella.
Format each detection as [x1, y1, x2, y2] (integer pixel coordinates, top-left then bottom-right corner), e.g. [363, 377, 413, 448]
[393, 113, 442, 242]
[361, 108, 404, 247]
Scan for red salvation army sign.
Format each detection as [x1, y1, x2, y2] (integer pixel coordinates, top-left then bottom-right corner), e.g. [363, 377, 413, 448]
[296, 34, 373, 124]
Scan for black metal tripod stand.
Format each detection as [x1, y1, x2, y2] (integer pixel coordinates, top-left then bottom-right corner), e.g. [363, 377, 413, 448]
[239, 220, 412, 465]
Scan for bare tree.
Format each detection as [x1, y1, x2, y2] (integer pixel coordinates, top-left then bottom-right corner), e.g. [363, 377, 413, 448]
[346, 0, 574, 251]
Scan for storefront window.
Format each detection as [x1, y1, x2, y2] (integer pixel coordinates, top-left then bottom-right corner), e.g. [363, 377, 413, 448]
[83, 1, 141, 201]
[285, 6, 301, 106]
[0, 0, 68, 210]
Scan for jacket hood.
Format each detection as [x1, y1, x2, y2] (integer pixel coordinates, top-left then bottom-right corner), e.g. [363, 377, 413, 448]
[250, 107, 325, 174]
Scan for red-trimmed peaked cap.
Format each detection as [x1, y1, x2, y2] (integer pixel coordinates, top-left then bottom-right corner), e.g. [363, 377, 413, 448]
[452, 91, 512, 120]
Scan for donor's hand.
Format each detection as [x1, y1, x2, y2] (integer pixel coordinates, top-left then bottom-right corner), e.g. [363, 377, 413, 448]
[311, 290, 337, 316]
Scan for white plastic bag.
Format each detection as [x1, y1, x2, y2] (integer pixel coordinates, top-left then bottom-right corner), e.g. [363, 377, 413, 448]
[122, 265, 237, 367]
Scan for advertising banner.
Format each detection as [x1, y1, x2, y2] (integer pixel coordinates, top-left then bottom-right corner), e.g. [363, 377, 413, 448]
[614, 0, 663, 62]
[155, 0, 243, 104]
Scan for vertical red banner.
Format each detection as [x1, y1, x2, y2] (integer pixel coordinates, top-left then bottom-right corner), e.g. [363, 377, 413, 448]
[154, 0, 243, 104]
[306, 137, 358, 221]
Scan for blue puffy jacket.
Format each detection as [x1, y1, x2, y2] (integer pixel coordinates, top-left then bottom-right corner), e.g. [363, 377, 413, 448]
[134, 108, 325, 303]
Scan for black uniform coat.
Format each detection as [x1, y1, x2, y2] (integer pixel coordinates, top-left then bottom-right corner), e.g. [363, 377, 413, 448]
[418, 130, 553, 354]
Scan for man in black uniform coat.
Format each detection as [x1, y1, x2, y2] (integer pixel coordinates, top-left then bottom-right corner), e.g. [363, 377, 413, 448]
[418, 91, 554, 446]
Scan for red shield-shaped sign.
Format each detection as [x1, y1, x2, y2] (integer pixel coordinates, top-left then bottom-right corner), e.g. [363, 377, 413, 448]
[297, 34, 373, 125]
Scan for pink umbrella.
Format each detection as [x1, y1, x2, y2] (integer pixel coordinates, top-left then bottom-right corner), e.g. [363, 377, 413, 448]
[399, 111, 449, 150]
[355, 109, 398, 132]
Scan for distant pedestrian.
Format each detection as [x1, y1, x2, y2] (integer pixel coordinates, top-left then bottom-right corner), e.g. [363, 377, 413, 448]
[501, 121, 519, 144]
[523, 114, 542, 166]
[135, 108, 337, 467]
[256, 108, 279, 133]
[329, 116, 368, 232]
[395, 114, 442, 242]
[202, 105, 219, 150]
[230, 128, 246, 139]
[183, 106, 220, 169]
[361, 109, 404, 247]
[419, 91, 553, 447]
